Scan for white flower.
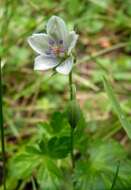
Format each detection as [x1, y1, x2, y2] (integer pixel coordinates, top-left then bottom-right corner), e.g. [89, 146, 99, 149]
[28, 16, 78, 75]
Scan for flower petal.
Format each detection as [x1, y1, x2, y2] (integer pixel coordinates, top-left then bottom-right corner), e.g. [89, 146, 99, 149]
[56, 57, 73, 75]
[47, 16, 68, 43]
[66, 31, 78, 54]
[28, 33, 50, 54]
[34, 55, 58, 70]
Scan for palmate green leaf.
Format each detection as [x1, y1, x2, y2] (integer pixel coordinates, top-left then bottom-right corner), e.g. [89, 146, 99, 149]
[26, 145, 42, 155]
[38, 112, 70, 139]
[8, 151, 63, 190]
[47, 136, 71, 158]
[38, 139, 47, 154]
[37, 122, 52, 139]
[8, 153, 41, 179]
[74, 140, 131, 190]
[50, 112, 70, 135]
[103, 77, 131, 139]
[32, 112, 72, 159]
[37, 158, 62, 190]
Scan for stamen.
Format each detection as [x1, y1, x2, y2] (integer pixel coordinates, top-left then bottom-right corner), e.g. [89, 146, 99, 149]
[47, 41, 65, 57]
[52, 47, 60, 54]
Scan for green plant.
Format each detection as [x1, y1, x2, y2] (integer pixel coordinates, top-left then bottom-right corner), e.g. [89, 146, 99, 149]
[1, 1, 131, 190]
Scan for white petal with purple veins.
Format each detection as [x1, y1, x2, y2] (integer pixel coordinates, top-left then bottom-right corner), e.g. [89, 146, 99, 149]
[47, 16, 68, 43]
[28, 33, 50, 54]
[66, 31, 78, 54]
[56, 57, 73, 75]
[34, 55, 58, 70]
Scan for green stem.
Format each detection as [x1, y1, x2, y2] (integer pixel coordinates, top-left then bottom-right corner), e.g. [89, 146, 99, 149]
[0, 60, 6, 190]
[69, 71, 73, 100]
[69, 71, 75, 169]
[70, 126, 75, 169]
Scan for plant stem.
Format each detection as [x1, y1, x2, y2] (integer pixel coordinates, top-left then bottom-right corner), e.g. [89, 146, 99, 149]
[69, 71, 73, 100]
[69, 71, 75, 169]
[0, 60, 6, 190]
[70, 126, 75, 169]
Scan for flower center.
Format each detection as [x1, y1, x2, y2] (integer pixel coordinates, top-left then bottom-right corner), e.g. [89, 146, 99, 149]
[46, 39, 65, 57]
[52, 46, 64, 55]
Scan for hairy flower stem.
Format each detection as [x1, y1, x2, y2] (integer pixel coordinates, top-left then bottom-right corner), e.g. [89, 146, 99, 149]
[0, 61, 6, 190]
[69, 71, 75, 169]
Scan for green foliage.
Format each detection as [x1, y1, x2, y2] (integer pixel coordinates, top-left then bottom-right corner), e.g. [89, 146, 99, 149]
[38, 112, 71, 138]
[103, 77, 131, 139]
[7, 109, 131, 190]
[50, 112, 69, 133]
[47, 136, 71, 158]
[74, 140, 131, 190]
[37, 158, 62, 190]
[110, 161, 120, 190]
[1, 0, 131, 189]
[8, 152, 62, 190]
[9, 154, 40, 179]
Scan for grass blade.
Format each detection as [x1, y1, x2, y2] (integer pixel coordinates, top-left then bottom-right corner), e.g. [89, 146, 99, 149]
[31, 177, 37, 190]
[103, 77, 131, 139]
[0, 60, 6, 190]
[110, 161, 120, 190]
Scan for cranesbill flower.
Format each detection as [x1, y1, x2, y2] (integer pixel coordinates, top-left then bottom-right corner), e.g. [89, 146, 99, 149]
[28, 16, 78, 75]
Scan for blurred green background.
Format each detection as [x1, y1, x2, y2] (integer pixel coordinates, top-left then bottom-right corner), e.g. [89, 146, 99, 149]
[1, 0, 131, 189]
